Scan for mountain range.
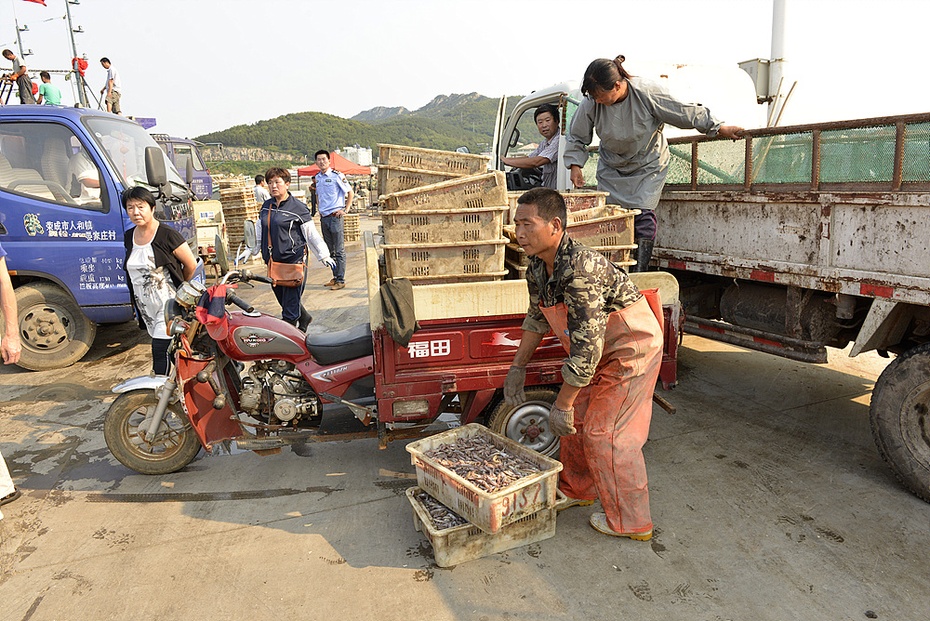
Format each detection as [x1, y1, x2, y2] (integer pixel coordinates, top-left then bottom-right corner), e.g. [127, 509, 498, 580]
[195, 93, 522, 160]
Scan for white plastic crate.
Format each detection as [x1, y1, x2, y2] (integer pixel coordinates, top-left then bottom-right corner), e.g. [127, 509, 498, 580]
[406, 423, 562, 534]
[406, 486, 561, 567]
[381, 206, 507, 244]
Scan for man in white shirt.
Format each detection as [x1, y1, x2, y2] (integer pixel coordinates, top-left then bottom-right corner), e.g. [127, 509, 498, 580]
[99, 57, 121, 115]
[253, 174, 271, 205]
[501, 103, 561, 189]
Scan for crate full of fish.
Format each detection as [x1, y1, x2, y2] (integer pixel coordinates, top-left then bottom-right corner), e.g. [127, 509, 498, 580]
[379, 144, 490, 176]
[405, 423, 562, 534]
[406, 486, 561, 567]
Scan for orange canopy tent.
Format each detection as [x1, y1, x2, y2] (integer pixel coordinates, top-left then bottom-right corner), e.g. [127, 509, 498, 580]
[297, 152, 371, 177]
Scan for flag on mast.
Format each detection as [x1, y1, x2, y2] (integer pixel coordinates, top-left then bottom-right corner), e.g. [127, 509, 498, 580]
[24, 0, 48, 6]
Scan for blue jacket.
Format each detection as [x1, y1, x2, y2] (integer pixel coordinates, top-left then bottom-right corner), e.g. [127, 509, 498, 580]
[258, 194, 313, 264]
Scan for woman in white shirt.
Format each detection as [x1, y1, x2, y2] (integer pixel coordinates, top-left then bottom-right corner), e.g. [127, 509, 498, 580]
[121, 187, 197, 375]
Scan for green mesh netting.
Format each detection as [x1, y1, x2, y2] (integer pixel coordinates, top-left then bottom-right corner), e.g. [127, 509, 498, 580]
[820, 125, 896, 183]
[666, 121, 930, 187]
[751, 132, 812, 184]
[695, 139, 745, 185]
[902, 122, 930, 183]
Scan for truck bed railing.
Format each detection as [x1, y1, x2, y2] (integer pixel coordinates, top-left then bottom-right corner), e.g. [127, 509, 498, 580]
[665, 112, 930, 193]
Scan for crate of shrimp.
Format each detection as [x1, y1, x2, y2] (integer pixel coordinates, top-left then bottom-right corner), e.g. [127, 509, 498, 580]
[381, 206, 507, 244]
[406, 423, 563, 534]
[406, 486, 561, 567]
[381, 171, 508, 211]
[379, 144, 490, 176]
[567, 205, 639, 247]
[378, 165, 465, 197]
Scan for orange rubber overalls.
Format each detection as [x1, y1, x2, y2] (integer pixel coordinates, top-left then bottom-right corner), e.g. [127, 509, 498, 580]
[541, 294, 663, 534]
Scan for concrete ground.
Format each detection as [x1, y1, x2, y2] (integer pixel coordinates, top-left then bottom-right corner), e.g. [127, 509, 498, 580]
[1, 213, 927, 620]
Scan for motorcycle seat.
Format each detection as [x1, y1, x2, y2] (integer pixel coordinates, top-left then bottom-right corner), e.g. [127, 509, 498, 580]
[307, 323, 374, 365]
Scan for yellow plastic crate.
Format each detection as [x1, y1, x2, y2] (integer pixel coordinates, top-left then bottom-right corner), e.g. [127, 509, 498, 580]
[506, 190, 610, 223]
[406, 424, 562, 534]
[382, 239, 507, 280]
[379, 144, 490, 176]
[378, 165, 465, 196]
[381, 172, 507, 211]
[567, 206, 639, 247]
[381, 206, 506, 244]
[406, 486, 561, 567]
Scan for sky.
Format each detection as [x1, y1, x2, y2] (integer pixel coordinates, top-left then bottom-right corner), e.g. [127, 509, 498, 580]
[2, 0, 928, 139]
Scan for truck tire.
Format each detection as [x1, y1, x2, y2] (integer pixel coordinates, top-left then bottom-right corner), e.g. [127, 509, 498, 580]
[869, 342, 930, 503]
[104, 389, 201, 475]
[487, 388, 560, 457]
[15, 282, 97, 371]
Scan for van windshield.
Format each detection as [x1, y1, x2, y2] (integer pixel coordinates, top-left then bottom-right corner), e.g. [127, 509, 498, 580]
[84, 117, 185, 189]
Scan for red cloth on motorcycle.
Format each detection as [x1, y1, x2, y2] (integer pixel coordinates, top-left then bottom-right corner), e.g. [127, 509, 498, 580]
[196, 284, 230, 339]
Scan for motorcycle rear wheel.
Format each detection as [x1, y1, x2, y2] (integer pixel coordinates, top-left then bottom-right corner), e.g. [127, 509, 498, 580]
[104, 389, 202, 475]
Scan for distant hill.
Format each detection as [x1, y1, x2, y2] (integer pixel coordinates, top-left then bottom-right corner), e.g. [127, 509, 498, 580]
[196, 92, 524, 159]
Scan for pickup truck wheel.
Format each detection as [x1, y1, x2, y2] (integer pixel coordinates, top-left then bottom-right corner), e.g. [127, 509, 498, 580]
[487, 388, 559, 457]
[870, 343, 930, 503]
[104, 389, 201, 475]
[15, 282, 97, 371]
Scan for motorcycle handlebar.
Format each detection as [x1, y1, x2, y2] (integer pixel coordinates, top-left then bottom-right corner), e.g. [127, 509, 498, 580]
[225, 292, 254, 313]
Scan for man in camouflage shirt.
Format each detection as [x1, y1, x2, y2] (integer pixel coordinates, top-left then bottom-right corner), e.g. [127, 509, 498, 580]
[504, 187, 663, 540]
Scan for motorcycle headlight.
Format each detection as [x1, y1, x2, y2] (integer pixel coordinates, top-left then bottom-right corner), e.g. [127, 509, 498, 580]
[176, 280, 206, 307]
[168, 317, 190, 336]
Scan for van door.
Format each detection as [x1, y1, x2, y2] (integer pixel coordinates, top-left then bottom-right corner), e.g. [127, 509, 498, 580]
[0, 120, 123, 369]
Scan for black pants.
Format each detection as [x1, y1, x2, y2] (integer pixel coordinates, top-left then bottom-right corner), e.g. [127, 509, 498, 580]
[152, 338, 172, 376]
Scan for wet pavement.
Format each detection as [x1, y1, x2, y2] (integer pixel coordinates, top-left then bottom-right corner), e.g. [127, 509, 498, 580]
[1, 214, 928, 620]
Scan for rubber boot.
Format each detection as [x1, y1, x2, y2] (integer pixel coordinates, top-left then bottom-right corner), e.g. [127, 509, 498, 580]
[630, 239, 654, 273]
[297, 306, 313, 332]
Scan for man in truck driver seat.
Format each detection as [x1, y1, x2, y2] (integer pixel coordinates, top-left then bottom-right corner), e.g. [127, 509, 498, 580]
[500, 103, 561, 189]
[503, 187, 663, 540]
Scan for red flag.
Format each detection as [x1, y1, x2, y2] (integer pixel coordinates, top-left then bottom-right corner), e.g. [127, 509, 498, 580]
[24, 0, 47, 5]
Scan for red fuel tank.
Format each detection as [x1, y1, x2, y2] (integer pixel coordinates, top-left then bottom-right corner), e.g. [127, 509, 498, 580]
[217, 312, 310, 362]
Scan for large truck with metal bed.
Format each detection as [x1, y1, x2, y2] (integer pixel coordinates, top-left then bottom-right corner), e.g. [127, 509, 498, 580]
[495, 80, 930, 502]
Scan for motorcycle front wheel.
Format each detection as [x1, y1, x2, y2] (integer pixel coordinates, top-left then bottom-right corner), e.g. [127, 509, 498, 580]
[104, 389, 202, 475]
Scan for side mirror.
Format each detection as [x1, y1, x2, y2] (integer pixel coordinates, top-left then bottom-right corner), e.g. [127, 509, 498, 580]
[214, 234, 229, 275]
[144, 146, 170, 197]
[508, 128, 520, 150]
[185, 156, 194, 188]
[243, 219, 257, 252]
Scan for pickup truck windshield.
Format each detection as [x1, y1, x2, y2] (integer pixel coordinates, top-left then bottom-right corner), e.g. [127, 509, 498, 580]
[84, 117, 185, 189]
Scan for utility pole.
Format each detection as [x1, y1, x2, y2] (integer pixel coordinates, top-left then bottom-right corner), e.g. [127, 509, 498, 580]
[767, 0, 789, 126]
[65, 0, 89, 108]
[14, 20, 32, 59]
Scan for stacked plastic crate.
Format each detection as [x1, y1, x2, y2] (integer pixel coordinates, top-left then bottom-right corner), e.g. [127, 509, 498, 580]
[378, 145, 510, 285]
[405, 424, 564, 567]
[504, 190, 639, 277]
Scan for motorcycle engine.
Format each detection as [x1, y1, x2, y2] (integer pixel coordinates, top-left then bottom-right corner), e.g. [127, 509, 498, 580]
[238, 360, 320, 426]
